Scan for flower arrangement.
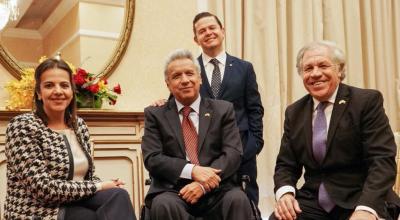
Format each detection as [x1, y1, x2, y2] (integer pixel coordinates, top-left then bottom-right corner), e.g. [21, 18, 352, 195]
[73, 67, 121, 108]
[5, 68, 35, 110]
[4, 56, 121, 110]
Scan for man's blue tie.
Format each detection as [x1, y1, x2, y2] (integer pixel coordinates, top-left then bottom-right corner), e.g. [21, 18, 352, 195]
[313, 102, 335, 212]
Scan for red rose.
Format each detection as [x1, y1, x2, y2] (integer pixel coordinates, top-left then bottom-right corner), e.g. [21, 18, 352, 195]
[109, 98, 117, 105]
[73, 74, 86, 86]
[87, 84, 100, 93]
[113, 84, 121, 94]
[76, 68, 88, 77]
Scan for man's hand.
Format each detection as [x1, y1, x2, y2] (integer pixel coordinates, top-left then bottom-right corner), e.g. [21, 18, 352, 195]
[350, 210, 377, 220]
[179, 182, 204, 204]
[150, 99, 167, 107]
[191, 166, 221, 192]
[274, 193, 302, 220]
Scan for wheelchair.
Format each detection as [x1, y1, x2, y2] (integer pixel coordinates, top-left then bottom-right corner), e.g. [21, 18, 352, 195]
[140, 175, 262, 220]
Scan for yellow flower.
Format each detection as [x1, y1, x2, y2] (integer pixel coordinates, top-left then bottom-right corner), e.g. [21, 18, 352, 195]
[5, 68, 35, 110]
[98, 80, 108, 91]
[38, 56, 48, 64]
[67, 61, 76, 74]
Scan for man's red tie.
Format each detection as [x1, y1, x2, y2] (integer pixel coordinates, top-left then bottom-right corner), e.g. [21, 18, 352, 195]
[181, 106, 199, 165]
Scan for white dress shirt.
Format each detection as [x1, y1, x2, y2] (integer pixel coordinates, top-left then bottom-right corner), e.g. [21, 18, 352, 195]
[201, 51, 227, 84]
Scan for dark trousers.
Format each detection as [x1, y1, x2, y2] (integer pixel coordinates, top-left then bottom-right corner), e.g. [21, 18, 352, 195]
[269, 192, 400, 220]
[268, 195, 353, 220]
[150, 187, 252, 220]
[238, 154, 259, 205]
[63, 188, 136, 220]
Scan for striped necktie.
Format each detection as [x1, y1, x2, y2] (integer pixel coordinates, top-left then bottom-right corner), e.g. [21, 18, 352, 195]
[181, 106, 199, 165]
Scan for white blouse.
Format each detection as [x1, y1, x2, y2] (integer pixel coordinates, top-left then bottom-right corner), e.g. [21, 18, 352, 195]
[56, 129, 89, 180]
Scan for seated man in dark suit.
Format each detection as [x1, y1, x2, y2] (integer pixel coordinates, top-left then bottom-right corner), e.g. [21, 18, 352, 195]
[141, 49, 253, 220]
[271, 40, 399, 220]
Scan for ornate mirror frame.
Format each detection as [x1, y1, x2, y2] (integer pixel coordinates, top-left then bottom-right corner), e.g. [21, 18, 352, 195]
[0, 0, 135, 80]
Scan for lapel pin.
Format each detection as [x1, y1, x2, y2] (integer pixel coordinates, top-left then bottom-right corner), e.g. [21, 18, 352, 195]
[205, 113, 210, 117]
[229, 63, 233, 67]
[339, 100, 346, 105]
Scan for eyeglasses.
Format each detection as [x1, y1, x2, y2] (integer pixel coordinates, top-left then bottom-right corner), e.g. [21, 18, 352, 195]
[302, 64, 336, 75]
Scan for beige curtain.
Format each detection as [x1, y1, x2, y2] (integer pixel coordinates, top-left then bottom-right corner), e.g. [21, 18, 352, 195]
[205, 0, 400, 216]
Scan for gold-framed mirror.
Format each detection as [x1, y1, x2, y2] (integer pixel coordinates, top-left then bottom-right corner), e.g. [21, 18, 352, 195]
[0, 0, 135, 80]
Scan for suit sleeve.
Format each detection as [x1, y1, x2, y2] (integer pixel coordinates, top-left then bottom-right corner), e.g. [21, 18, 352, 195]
[273, 108, 303, 192]
[357, 91, 397, 214]
[210, 103, 243, 180]
[244, 62, 264, 160]
[141, 108, 188, 185]
[5, 117, 98, 205]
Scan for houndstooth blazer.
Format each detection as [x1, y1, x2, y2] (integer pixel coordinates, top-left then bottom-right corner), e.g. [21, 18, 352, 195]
[4, 113, 100, 220]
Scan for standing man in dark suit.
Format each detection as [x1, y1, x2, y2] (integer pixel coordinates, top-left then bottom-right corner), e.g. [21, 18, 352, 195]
[141, 49, 252, 220]
[271, 40, 399, 220]
[193, 11, 264, 207]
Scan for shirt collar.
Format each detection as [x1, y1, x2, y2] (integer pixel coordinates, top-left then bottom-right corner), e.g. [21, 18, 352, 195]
[312, 84, 339, 111]
[175, 95, 201, 114]
[202, 51, 227, 66]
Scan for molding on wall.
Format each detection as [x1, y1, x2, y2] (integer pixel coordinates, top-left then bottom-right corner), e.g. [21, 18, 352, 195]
[0, 109, 144, 123]
[81, 0, 125, 7]
[2, 28, 119, 53]
[51, 29, 119, 57]
[1, 28, 42, 40]
[79, 29, 120, 39]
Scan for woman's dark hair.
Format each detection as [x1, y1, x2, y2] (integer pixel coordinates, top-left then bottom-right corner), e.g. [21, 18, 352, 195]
[33, 58, 77, 129]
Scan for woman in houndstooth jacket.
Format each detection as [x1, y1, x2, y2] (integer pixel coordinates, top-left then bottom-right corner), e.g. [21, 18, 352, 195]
[4, 58, 136, 220]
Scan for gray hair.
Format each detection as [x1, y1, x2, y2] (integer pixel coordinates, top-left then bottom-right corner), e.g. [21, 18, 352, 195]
[164, 49, 201, 80]
[296, 40, 346, 80]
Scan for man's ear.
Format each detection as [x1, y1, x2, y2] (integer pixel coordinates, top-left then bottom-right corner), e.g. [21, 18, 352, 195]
[165, 79, 173, 92]
[337, 64, 345, 79]
[194, 35, 199, 45]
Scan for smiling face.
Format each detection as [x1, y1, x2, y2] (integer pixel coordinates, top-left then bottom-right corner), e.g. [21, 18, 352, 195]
[165, 58, 202, 106]
[37, 68, 73, 117]
[193, 16, 225, 57]
[301, 46, 342, 101]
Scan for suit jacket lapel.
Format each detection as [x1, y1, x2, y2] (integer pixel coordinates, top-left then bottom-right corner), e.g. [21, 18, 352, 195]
[198, 55, 214, 98]
[218, 53, 235, 98]
[304, 96, 315, 163]
[165, 99, 186, 156]
[198, 98, 212, 153]
[327, 83, 350, 150]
